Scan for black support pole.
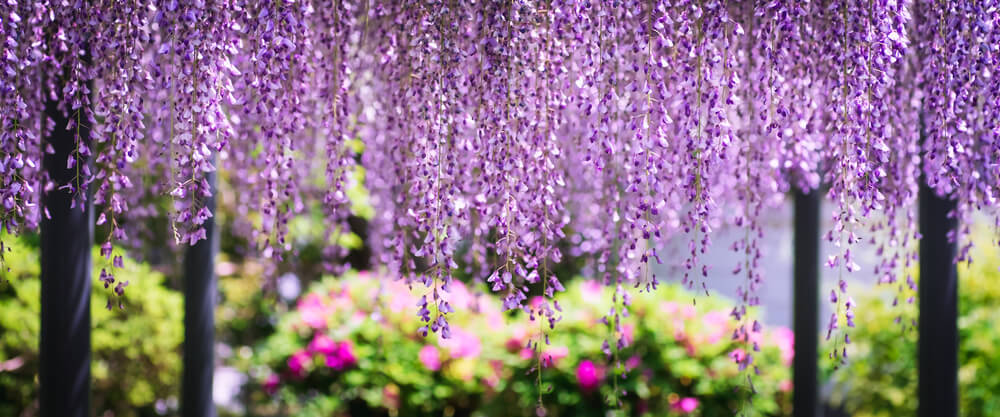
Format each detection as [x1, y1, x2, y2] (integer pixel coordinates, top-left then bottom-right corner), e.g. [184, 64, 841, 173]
[182, 166, 218, 417]
[40, 101, 93, 417]
[917, 181, 958, 417]
[792, 188, 820, 417]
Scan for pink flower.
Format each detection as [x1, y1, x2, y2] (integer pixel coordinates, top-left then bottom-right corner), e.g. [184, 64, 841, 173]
[446, 280, 473, 309]
[702, 310, 729, 344]
[581, 280, 604, 303]
[482, 360, 504, 388]
[625, 355, 641, 371]
[330, 286, 351, 300]
[308, 334, 337, 355]
[544, 346, 569, 366]
[680, 397, 699, 412]
[330, 287, 354, 311]
[263, 373, 280, 395]
[779, 379, 793, 392]
[439, 327, 482, 359]
[772, 327, 795, 366]
[297, 293, 329, 329]
[520, 348, 535, 360]
[384, 279, 423, 316]
[577, 360, 602, 392]
[419, 345, 441, 371]
[506, 325, 529, 352]
[623, 323, 635, 345]
[671, 397, 699, 413]
[325, 354, 344, 370]
[661, 301, 680, 315]
[729, 348, 747, 364]
[506, 337, 524, 352]
[485, 309, 505, 330]
[287, 350, 311, 378]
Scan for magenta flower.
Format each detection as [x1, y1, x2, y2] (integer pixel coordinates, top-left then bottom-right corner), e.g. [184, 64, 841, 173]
[337, 341, 357, 366]
[661, 302, 680, 315]
[576, 360, 601, 393]
[263, 373, 280, 395]
[287, 350, 311, 379]
[297, 293, 329, 330]
[671, 397, 699, 413]
[325, 354, 344, 370]
[308, 334, 337, 355]
[419, 345, 441, 371]
[325, 341, 357, 371]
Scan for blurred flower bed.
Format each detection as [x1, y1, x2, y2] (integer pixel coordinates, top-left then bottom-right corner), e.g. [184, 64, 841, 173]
[243, 271, 794, 416]
[16, 220, 1000, 416]
[0, 234, 183, 417]
[825, 236, 1000, 417]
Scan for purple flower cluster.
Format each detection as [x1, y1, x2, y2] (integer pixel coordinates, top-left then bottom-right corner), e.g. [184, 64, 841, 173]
[1, 1, 999, 362]
[1, 2, 43, 239]
[918, 1, 1000, 263]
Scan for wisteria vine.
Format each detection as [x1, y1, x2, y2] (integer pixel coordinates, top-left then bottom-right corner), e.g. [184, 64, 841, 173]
[2, 0, 999, 406]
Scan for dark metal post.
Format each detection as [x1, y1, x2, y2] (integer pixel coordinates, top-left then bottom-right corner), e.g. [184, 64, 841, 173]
[182, 166, 218, 417]
[793, 188, 820, 417]
[40, 101, 93, 417]
[918, 183, 958, 417]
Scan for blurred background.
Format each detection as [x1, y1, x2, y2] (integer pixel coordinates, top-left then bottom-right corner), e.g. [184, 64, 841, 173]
[1, 167, 998, 417]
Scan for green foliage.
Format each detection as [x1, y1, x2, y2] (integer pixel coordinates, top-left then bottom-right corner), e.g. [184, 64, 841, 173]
[496, 282, 794, 417]
[248, 272, 793, 416]
[826, 238, 1000, 417]
[0, 235, 183, 417]
[215, 256, 282, 350]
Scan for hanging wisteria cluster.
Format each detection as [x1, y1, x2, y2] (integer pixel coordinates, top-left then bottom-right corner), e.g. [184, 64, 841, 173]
[2, 0, 999, 383]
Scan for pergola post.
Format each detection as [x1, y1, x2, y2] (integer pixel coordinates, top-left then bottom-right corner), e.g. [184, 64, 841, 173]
[182, 165, 218, 417]
[792, 188, 820, 417]
[39, 98, 93, 417]
[917, 180, 958, 417]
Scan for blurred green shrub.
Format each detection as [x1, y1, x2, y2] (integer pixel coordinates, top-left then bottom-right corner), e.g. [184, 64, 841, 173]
[0, 235, 183, 417]
[216, 256, 282, 350]
[250, 272, 793, 416]
[826, 238, 1000, 417]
